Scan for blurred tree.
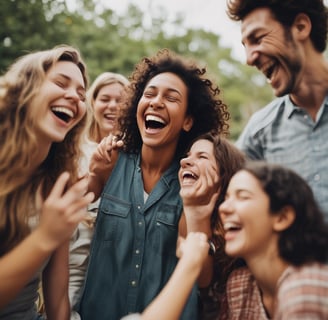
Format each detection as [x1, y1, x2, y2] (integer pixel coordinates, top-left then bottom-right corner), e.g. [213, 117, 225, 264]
[0, 0, 273, 139]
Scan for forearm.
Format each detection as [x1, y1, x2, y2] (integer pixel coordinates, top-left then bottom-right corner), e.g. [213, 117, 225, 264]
[141, 258, 201, 320]
[43, 242, 70, 320]
[183, 209, 213, 287]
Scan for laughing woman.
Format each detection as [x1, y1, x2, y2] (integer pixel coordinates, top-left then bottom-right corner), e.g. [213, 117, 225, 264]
[0, 45, 94, 320]
[79, 49, 230, 320]
[219, 161, 328, 319]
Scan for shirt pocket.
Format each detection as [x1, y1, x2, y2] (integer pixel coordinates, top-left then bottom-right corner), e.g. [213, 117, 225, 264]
[96, 195, 131, 244]
[151, 203, 181, 257]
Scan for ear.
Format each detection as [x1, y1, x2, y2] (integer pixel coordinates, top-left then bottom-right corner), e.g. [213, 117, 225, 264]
[182, 115, 194, 132]
[273, 206, 295, 232]
[292, 13, 311, 41]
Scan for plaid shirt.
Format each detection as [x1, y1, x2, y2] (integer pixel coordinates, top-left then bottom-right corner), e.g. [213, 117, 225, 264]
[225, 263, 328, 319]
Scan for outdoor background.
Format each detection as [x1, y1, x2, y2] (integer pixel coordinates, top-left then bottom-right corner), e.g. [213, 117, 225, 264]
[1, 0, 276, 139]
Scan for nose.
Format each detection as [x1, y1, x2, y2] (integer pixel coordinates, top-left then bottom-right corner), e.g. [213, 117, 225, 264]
[180, 155, 193, 168]
[245, 45, 259, 66]
[107, 99, 118, 111]
[65, 86, 80, 103]
[218, 197, 233, 219]
[149, 95, 164, 109]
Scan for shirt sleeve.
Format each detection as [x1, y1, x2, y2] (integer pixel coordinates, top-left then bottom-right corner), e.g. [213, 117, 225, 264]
[275, 266, 328, 319]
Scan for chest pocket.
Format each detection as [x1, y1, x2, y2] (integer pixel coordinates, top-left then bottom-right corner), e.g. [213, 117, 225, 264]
[96, 195, 131, 243]
[151, 203, 181, 257]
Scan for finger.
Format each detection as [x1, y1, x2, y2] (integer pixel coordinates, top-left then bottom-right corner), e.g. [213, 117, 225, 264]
[47, 172, 70, 199]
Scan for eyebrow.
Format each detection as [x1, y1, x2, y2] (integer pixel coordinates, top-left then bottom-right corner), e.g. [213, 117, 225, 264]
[57, 73, 85, 90]
[146, 85, 182, 97]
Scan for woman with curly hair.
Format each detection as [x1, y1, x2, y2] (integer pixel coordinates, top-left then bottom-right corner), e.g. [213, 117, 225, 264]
[0, 45, 94, 319]
[219, 161, 328, 319]
[79, 49, 230, 320]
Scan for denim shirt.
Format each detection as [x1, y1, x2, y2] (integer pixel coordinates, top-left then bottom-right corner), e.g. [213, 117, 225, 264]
[236, 95, 328, 220]
[79, 152, 198, 320]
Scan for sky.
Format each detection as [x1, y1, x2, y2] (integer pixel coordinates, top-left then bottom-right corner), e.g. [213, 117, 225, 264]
[68, 0, 328, 62]
[67, 0, 245, 62]
[108, 0, 245, 61]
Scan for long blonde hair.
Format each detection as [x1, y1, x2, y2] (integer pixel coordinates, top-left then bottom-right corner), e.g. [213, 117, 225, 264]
[0, 45, 88, 255]
[86, 72, 129, 142]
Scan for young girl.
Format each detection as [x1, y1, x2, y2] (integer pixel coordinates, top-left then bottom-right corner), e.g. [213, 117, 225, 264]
[0, 45, 94, 319]
[79, 49, 230, 320]
[220, 161, 328, 319]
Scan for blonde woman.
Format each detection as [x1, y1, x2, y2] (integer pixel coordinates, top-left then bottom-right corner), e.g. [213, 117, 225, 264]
[0, 45, 94, 320]
[69, 72, 129, 319]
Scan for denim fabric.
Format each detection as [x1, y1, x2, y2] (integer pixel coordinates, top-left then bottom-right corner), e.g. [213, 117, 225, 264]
[79, 152, 198, 320]
[237, 95, 328, 220]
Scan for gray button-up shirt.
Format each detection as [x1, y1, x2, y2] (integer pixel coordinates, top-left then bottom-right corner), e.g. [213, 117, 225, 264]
[237, 95, 328, 220]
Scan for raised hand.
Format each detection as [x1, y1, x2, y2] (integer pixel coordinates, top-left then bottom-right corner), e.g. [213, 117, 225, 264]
[38, 172, 94, 251]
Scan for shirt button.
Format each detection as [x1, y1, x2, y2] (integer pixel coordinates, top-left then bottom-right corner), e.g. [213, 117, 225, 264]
[314, 174, 320, 181]
[138, 221, 142, 226]
[131, 280, 137, 286]
[137, 205, 141, 210]
[135, 249, 140, 254]
[136, 264, 139, 269]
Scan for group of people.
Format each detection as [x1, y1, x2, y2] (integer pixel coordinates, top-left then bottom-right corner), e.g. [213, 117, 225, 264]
[1, 0, 328, 319]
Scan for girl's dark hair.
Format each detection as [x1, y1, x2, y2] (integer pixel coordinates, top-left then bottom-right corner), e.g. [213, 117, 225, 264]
[118, 49, 230, 158]
[227, 0, 328, 52]
[243, 160, 328, 265]
[191, 133, 246, 313]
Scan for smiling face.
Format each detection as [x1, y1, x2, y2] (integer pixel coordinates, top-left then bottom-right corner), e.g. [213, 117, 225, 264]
[31, 60, 86, 145]
[179, 138, 219, 205]
[93, 82, 125, 138]
[179, 139, 217, 186]
[241, 7, 302, 97]
[219, 170, 279, 260]
[136, 72, 193, 152]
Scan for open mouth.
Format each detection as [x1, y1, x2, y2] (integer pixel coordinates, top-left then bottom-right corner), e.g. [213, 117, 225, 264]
[181, 170, 198, 184]
[223, 221, 242, 233]
[145, 114, 166, 129]
[261, 60, 277, 81]
[51, 106, 74, 123]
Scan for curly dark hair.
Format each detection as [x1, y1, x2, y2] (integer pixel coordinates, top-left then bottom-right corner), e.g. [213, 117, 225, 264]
[118, 49, 230, 158]
[243, 160, 328, 265]
[226, 0, 328, 52]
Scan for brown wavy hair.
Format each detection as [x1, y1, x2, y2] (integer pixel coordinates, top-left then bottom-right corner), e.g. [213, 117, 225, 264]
[0, 45, 88, 255]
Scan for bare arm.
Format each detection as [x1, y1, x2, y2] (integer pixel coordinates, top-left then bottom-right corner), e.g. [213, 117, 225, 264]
[43, 241, 70, 320]
[140, 233, 209, 320]
[179, 165, 220, 287]
[0, 173, 93, 309]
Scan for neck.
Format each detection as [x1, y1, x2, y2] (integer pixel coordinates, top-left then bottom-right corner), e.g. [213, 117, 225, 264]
[246, 252, 289, 317]
[140, 144, 176, 193]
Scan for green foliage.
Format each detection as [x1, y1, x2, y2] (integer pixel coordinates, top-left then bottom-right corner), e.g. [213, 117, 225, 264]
[0, 0, 274, 139]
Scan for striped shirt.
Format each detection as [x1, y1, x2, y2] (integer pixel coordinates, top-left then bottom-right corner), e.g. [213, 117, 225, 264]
[225, 264, 328, 319]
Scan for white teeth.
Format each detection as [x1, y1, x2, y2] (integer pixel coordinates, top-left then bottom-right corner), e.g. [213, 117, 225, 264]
[51, 106, 74, 118]
[182, 170, 197, 179]
[145, 114, 165, 124]
[224, 222, 241, 231]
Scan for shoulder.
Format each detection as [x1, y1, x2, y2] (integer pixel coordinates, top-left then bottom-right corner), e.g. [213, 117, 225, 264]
[226, 267, 268, 319]
[239, 97, 285, 137]
[227, 267, 255, 294]
[275, 263, 328, 318]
